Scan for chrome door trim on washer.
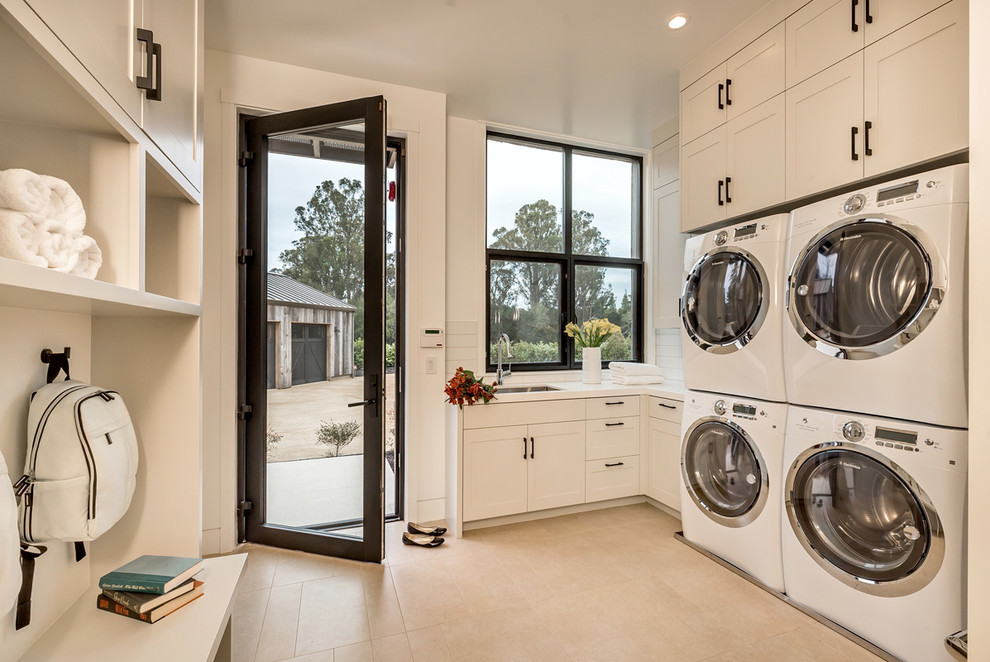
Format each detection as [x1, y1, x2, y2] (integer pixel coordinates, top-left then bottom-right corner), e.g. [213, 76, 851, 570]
[785, 441, 945, 597]
[681, 416, 769, 528]
[786, 217, 946, 360]
[681, 246, 769, 355]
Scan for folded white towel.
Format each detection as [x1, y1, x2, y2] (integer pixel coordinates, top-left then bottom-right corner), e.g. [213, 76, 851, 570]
[608, 362, 664, 377]
[611, 374, 665, 385]
[0, 210, 47, 268]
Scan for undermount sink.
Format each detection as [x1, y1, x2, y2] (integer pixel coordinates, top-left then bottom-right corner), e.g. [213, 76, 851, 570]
[496, 385, 562, 393]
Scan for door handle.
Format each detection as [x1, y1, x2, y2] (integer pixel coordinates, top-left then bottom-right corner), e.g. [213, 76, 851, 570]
[523, 437, 527, 460]
[530, 436, 534, 459]
[725, 78, 732, 106]
[850, 126, 859, 161]
[718, 179, 724, 206]
[717, 82, 724, 110]
[865, 0, 873, 23]
[864, 121, 873, 156]
[725, 176, 732, 204]
[851, 0, 859, 32]
[348, 399, 376, 407]
[135, 28, 163, 101]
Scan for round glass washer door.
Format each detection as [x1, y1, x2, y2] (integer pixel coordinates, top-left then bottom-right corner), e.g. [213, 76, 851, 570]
[682, 248, 767, 355]
[788, 219, 942, 359]
[681, 417, 768, 528]
[785, 443, 944, 597]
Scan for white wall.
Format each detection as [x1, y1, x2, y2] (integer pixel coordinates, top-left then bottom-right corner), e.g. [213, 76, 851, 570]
[202, 51, 448, 552]
[968, 1, 988, 657]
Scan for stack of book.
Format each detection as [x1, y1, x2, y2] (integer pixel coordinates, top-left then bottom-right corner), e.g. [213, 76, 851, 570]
[96, 555, 204, 624]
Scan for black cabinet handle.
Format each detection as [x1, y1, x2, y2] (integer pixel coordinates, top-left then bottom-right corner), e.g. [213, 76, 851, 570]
[718, 179, 724, 206]
[725, 78, 732, 106]
[725, 176, 732, 204]
[605, 401, 625, 406]
[135, 28, 163, 101]
[864, 121, 873, 156]
[523, 437, 527, 460]
[658, 403, 677, 409]
[605, 422, 625, 427]
[851, 0, 859, 32]
[850, 126, 859, 161]
[530, 436, 534, 459]
[717, 82, 724, 110]
[605, 462, 625, 468]
[865, 0, 873, 23]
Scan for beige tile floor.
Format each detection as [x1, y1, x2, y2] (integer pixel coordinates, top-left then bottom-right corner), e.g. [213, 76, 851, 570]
[228, 503, 883, 662]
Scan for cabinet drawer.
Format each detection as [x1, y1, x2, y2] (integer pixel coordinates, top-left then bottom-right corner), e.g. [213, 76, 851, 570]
[586, 396, 640, 420]
[463, 399, 585, 429]
[586, 455, 640, 503]
[586, 417, 640, 460]
[649, 397, 683, 423]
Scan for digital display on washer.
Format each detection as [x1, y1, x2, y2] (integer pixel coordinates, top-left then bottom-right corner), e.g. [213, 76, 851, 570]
[734, 223, 757, 239]
[733, 403, 757, 416]
[877, 180, 919, 202]
[875, 426, 918, 445]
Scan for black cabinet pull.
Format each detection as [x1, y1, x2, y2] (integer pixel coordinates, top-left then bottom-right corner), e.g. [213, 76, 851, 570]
[530, 436, 534, 459]
[605, 422, 625, 427]
[850, 126, 859, 161]
[725, 78, 732, 105]
[851, 0, 859, 32]
[717, 82, 724, 110]
[864, 121, 873, 156]
[605, 462, 625, 468]
[605, 401, 625, 406]
[718, 179, 724, 206]
[658, 403, 677, 409]
[725, 176, 732, 203]
[865, 0, 873, 23]
[135, 28, 163, 101]
[523, 437, 527, 460]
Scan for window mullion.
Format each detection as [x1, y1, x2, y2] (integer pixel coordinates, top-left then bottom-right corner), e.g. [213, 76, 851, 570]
[563, 147, 574, 368]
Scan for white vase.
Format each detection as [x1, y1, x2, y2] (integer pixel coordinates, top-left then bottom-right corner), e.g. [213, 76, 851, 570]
[582, 346, 602, 384]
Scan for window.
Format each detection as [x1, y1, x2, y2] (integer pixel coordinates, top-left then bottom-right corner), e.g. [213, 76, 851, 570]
[486, 133, 643, 370]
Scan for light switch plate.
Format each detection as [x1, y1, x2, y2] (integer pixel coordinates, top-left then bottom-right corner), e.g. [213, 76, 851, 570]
[425, 356, 437, 374]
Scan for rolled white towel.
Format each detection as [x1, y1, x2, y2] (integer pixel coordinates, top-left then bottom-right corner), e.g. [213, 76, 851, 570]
[68, 234, 102, 279]
[35, 219, 80, 272]
[39, 174, 87, 235]
[0, 210, 48, 268]
[0, 169, 53, 216]
[608, 362, 664, 377]
[611, 374, 665, 385]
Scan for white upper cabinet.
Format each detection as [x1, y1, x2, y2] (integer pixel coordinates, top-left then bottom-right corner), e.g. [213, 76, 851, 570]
[786, 0, 865, 87]
[726, 23, 786, 119]
[680, 127, 726, 231]
[680, 65, 727, 145]
[863, 0, 967, 175]
[864, 0, 952, 44]
[652, 134, 679, 190]
[725, 94, 786, 217]
[786, 52, 865, 199]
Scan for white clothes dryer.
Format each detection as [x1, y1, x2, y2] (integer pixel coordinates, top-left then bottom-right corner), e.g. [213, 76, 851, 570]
[782, 405, 966, 662]
[681, 215, 789, 402]
[680, 390, 788, 592]
[783, 164, 968, 427]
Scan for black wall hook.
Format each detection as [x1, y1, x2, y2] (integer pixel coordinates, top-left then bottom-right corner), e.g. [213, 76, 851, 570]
[40, 347, 71, 383]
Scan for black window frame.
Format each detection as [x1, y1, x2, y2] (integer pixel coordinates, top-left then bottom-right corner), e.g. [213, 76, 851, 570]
[485, 131, 645, 373]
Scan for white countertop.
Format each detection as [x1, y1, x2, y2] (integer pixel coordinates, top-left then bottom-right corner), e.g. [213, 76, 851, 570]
[487, 379, 687, 404]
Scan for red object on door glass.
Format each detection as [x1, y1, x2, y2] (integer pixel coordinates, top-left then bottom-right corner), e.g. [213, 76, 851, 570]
[388, 181, 396, 202]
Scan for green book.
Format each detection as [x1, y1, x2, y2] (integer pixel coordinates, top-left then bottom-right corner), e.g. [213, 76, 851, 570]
[99, 555, 203, 594]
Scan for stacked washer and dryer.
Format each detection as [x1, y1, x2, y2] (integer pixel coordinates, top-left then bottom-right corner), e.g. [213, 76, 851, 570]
[678, 164, 968, 662]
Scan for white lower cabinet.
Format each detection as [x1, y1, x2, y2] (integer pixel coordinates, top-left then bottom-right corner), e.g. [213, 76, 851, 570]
[528, 421, 587, 511]
[647, 397, 683, 511]
[586, 455, 640, 502]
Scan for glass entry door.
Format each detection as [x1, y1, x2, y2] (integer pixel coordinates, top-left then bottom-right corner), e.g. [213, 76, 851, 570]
[241, 97, 386, 562]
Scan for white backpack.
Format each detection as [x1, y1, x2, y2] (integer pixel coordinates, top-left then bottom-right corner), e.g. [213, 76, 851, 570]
[0, 450, 20, 619]
[16, 379, 139, 546]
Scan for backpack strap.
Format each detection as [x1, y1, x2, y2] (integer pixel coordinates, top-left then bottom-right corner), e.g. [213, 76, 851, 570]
[15, 543, 46, 630]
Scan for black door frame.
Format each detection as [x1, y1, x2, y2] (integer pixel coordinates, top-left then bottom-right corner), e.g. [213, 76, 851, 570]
[387, 138, 406, 523]
[238, 96, 387, 562]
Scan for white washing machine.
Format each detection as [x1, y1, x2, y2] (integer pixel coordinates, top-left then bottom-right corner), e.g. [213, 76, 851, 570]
[681, 214, 788, 402]
[782, 405, 966, 662]
[679, 390, 788, 592]
[783, 164, 968, 428]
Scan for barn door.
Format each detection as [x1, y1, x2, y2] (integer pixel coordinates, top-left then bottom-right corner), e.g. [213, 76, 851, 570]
[240, 97, 386, 562]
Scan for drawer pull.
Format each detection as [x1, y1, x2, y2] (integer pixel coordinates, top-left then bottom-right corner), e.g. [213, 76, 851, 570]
[605, 462, 625, 468]
[658, 403, 677, 409]
[523, 437, 527, 460]
[604, 401, 625, 406]
[605, 422, 625, 427]
[530, 436, 535, 459]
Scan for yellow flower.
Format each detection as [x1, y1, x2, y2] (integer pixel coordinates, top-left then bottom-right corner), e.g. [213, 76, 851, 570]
[567, 318, 619, 348]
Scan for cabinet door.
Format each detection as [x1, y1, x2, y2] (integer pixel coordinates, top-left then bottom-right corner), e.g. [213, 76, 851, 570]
[680, 127, 727, 232]
[648, 417, 681, 511]
[25, 0, 143, 121]
[142, 0, 202, 187]
[726, 23, 785, 119]
[786, 0, 865, 87]
[726, 93, 785, 217]
[865, 0, 952, 44]
[655, 182, 685, 329]
[528, 421, 586, 512]
[652, 134, 679, 190]
[463, 425, 529, 521]
[863, 0, 967, 176]
[786, 53, 864, 200]
[680, 64, 727, 144]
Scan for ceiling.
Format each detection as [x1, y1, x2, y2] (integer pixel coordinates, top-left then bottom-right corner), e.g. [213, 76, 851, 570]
[205, 0, 770, 149]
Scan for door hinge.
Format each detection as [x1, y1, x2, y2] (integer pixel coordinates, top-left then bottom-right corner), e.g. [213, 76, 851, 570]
[237, 404, 253, 419]
[238, 500, 253, 514]
[237, 248, 254, 264]
[238, 151, 255, 167]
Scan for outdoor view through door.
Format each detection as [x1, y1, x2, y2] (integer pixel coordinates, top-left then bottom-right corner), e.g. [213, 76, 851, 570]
[241, 97, 399, 562]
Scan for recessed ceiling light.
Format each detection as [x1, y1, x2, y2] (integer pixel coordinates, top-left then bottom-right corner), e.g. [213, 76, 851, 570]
[668, 15, 688, 29]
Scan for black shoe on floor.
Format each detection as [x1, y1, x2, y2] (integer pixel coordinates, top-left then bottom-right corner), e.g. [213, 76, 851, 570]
[401, 532, 444, 548]
[407, 522, 447, 536]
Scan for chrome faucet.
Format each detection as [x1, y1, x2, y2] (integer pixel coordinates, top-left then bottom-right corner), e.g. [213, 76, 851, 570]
[495, 333, 513, 385]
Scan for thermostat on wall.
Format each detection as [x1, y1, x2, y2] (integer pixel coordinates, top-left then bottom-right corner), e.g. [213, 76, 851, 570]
[420, 328, 445, 348]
